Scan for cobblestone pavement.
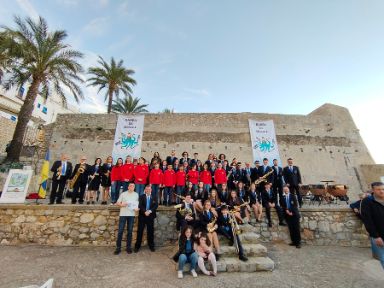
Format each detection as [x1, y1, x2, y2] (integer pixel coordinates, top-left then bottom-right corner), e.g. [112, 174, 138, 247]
[0, 243, 383, 288]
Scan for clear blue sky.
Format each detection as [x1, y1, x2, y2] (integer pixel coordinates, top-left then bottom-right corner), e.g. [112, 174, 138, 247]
[2, 0, 384, 163]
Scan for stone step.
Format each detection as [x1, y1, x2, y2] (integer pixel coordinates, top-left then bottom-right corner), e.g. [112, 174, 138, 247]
[177, 256, 275, 273]
[238, 232, 261, 244]
[220, 243, 267, 257]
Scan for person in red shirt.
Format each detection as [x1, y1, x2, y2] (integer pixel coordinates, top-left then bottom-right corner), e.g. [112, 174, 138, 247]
[187, 164, 199, 191]
[163, 164, 176, 206]
[122, 156, 134, 191]
[200, 163, 212, 195]
[111, 158, 124, 204]
[134, 157, 149, 196]
[175, 165, 186, 204]
[149, 162, 163, 203]
[214, 162, 227, 190]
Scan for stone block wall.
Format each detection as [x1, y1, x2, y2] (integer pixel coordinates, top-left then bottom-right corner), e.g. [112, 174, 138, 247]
[45, 104, 376, 200]
[0, 116, 16, 155]
[0, 205, 369, 248]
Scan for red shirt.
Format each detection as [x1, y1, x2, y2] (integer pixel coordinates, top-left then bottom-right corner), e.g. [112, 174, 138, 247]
[111, 165, 123, 181]
[214, 168, 227, 185]
[163, 169, 176, 187]
[134, 164, 149, 184]
[187, 170, 199, 185]
[176, 170, 186, 186]
[149, 168, 163, 185]
[200, 170, 212, 185]
[121, 163, 134, 181]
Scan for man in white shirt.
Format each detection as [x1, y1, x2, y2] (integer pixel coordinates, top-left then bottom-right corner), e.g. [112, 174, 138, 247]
[114, 183, 139, 255]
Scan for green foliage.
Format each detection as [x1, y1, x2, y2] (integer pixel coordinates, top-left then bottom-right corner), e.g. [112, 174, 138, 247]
[111, 95, 148, 113]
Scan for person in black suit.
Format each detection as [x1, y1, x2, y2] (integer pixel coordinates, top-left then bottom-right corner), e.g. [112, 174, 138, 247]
[272, 159, 284, 206]
[176, 194, 196, 231]
[250, 160, 261, 184]
[281, 185, 301, 248]
[189, 152, 199, 167]
[134, 185, 158, 252]
[179, 151, 191, 166]
[258, 158, 274, 190]
[70, 156, 91, 204]
[217, 205, 248, 261]
[261, 182, 286, 227]
[49, 154, 72, 204]
[229, 162, 245, 190]
[282, 158, 303, 208]
[166, 149, 178, 165]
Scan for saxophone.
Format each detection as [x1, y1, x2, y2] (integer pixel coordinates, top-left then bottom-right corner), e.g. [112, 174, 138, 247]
[69, 164, 86, 189]
[207, 216, 218, 233]
[255, 169, 273, 185]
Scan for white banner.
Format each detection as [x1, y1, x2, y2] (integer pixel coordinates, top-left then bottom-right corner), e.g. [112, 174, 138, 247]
[249, 119, 282, 166]
[0, 169, 33, 203]
[112, 115, 145, 161]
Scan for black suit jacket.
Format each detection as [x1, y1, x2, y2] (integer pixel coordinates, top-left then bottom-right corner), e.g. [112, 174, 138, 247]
[283, 166, 302, 186]
[281, 193, 300, 217]
[246, 189, 261, 205]
[258, 166, 274, 183]
[199, 210, 215, 230]
[179, 157, 190, 165]
[71, 163, 91, 184]
[272, 166, 283, 185]
[138, 194, 158, 219]
[51, 160, 72, 181]
[166, 156, 178, 165]
[217, 213, 231, 228]
[250, 167, 261, 183]
[261, 189, 278, 207]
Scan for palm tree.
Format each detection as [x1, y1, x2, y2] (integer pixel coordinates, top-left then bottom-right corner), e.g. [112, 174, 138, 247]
[87, 56, 136, 113]
[0, 16, 84, 162]
[161, 108, 174, 114]
[111, 95, 148, 113]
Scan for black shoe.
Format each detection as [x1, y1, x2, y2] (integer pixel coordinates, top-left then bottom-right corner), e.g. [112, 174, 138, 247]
[239, 255, 248, 262]
[114, 249, 121, 255]
[56, 201, 64, 204]
[279, 222, 287, 226]
[296, 244, 301, 249]
[101, 201, 107, 205]
[134, 247, 139, 253]
[289, 243, 295, 246]
[91, 201, 95, 204]
[78, 201, 84, 205]
[71, 202, 76, 205]
[215, 253, 220, 261]
[150, 247, 155, 252]
[48, 202, 54, 205]
[126, 248, 132, 254]
[86, 201, 90, 205]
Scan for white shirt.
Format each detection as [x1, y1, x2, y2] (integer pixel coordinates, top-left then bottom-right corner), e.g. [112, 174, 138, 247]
[117, 191, 139, 216]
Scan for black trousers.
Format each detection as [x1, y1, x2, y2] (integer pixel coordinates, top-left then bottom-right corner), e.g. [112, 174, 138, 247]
[264, 205, 284, 224]
[217, 226, 244, 257]
[273, 182, 283, 205]
[285, 215, 301, 245]
[135, 215, 155, 249]
[289, 185, 302, 206]
[50, 179, 66, 203]
[72, 182, 87, 204]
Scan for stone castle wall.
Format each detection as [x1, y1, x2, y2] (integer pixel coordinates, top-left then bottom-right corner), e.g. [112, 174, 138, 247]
[46, 104, 375, 200]
[0, 205, 369, 248]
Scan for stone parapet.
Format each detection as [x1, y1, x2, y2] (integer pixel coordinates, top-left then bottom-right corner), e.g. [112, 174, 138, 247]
[0, 205, 370, 247]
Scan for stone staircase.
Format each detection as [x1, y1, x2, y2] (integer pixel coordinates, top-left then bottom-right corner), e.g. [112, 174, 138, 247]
[179, 224, 275, 273]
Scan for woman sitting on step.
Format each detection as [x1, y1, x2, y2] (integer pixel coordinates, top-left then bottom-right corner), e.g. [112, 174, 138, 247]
[194, 232, 217, 276]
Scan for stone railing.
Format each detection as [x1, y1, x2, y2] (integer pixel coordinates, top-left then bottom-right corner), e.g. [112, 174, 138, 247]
[0, 205, 370, 247]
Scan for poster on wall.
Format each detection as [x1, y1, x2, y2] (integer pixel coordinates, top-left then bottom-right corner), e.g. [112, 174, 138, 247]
[0, 169, 33, 203]
[248, 119, 282, 166]
[112, 115, 145, 161]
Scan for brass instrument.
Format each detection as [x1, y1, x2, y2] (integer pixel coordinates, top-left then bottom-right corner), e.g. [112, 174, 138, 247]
[174, 202, 193, 217]
[56, 165, 62, 180]
[69, 163, 86, 189]
[255, 169, 273, 185]
[228, 210, 241, 253]
[207, 216, 218, 233]
[173, 193, 186, 201]
[234, 201, 250, 212]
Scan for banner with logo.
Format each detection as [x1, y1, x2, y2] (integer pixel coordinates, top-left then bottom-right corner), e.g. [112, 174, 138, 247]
[112, 115, 145, 162]
[0, 169, 33, 203]
[248, 119, 281, 165]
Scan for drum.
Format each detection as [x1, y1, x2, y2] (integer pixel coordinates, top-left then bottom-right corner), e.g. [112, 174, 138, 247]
[328, 184, 348, 197]
[309, 184, 326, 196]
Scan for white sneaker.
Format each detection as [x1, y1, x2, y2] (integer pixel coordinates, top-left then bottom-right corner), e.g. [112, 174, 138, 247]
[177, 271, 183, 279]
[191, 269, 197, 278]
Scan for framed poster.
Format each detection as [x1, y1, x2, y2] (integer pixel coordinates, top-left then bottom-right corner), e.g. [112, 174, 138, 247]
[0, 169, 33, 203]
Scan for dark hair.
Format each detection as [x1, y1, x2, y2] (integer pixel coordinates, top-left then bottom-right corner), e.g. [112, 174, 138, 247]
[179, 225, 194, 250]
[94, 157, 102, 165]
[263, 158, 268, 161]
[287, 158, 293, 160]
[115, 158, 123, 165]
[273, 159, 277, 161]
[371, 182, 384, 188]
[196, 232, 211, 247]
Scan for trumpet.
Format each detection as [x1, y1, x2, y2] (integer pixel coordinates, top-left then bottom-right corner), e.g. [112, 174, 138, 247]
[56, 166, 62, 180]
[255, 169, 273, 185]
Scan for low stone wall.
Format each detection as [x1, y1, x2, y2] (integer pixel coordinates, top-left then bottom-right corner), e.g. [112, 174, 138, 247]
[0, 205, 369, 248]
